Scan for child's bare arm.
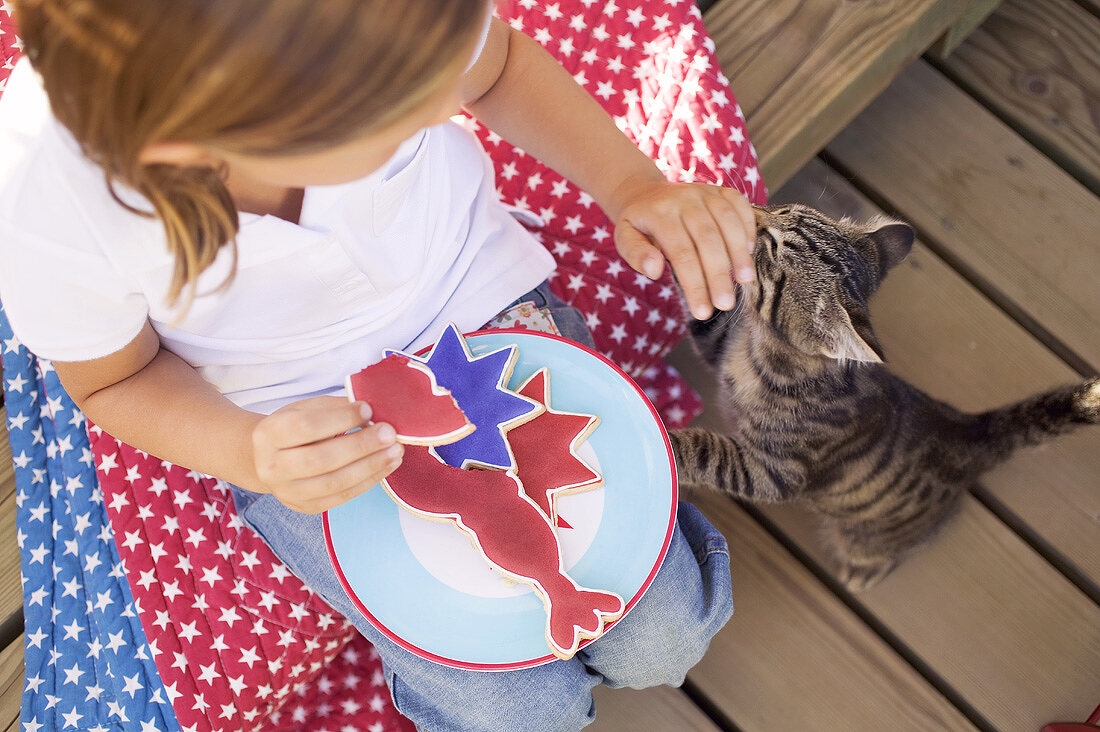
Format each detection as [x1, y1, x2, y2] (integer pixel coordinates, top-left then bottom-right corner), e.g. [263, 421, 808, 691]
[462, 19, 757, 320]
[55, 321, 402, 513]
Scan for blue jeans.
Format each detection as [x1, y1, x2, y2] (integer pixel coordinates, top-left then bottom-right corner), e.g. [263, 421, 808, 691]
[232, 283, 733, 731]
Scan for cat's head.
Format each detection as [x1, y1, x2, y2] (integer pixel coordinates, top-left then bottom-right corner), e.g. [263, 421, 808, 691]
[735, 203, 914, 363]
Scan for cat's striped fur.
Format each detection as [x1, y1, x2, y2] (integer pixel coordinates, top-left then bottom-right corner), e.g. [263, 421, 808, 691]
[671, 204, 1100, 591]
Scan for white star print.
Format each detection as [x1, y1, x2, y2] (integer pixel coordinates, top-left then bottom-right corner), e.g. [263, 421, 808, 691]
[121, 673, 143, 697]
[198, 663, 221, 684]
[60, 707, 82, 729]
[9, 411, 28, 430]
[269, 562, 291, 583]
[107, 701, 129, 723]
[178, 621, 201, 643]
[62, 619, 82, 641]
[238, 646, 261, 668]
[104, 630, 127, 653]
[162, 579, 183, 601]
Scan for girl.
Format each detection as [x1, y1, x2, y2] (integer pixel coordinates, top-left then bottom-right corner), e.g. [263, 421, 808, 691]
[1, 0, 751, 728]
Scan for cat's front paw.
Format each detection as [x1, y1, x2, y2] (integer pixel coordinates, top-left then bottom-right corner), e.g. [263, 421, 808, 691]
[838, 558, 897, 594]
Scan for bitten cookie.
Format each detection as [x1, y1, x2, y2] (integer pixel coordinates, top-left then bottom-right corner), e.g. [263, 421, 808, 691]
[346, 353, 473, 446]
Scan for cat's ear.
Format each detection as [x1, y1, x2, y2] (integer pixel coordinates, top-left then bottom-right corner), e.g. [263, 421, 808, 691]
[814, 297, 884, 364]
[864, 221, 915, 274]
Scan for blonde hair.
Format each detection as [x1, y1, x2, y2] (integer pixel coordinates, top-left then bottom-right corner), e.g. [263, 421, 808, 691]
[15, 0, 485, 305]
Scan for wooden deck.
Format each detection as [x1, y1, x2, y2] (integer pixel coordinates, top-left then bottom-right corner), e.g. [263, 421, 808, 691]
[594, 1, 1100, 730]
[2, 0, 1098, 730]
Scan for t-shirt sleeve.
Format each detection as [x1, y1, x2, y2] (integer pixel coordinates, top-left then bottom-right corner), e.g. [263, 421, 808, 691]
[0, 223, 150, 362]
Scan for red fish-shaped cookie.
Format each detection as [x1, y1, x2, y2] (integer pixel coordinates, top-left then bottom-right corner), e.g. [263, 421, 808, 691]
[346, 354, 473, 446]
[508, 369, 602, 527]
[382, 446, 625, 659]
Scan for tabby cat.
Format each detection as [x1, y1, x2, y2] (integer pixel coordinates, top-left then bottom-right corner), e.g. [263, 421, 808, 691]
[671, 203, 1099, 591]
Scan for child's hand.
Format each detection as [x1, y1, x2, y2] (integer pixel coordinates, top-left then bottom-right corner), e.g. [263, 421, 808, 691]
[611, 180, 757, 320]
[251, 397, 403, 514]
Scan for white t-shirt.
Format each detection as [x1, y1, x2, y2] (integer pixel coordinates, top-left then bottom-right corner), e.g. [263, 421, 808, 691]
[0, 54, 555, 414]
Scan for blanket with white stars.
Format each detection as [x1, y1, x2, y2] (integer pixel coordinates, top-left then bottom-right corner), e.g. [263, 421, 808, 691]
[2, 0, 763, 729]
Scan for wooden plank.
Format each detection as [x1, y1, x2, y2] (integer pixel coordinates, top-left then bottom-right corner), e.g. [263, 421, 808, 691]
[0, 410, 12, 506]
[777, 157, 1100, 592]
[825, 61, 1100, 370]
[769, 499, 1100, 731]
[761, 159, 1100, 730]
[704, 0, 986, 188]
[0, 409, 18, 631]
[0, 488, 17, 633]
[590, 685, 719, 731]
[938, 0, 1100, 195]
[682, 492, 975, 731]
[0, 636, 21, 732]
[931, 0, 1002, 57]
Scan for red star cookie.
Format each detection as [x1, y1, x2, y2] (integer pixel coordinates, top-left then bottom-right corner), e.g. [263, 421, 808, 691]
[508, 369, 602, 529]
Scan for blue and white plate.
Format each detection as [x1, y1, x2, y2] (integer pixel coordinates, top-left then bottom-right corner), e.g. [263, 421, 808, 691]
[323, 330, 677, 670]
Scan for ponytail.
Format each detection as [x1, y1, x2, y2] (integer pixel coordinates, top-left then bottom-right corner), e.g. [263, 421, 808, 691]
[110, 164, 239, 310]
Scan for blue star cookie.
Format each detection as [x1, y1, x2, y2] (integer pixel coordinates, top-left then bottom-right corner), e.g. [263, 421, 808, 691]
[394, 324, 542, 470]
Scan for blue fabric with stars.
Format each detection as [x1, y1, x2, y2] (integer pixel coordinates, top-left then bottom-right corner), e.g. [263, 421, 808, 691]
[2, 304, 180, 732]
[393, 324, 540, 470]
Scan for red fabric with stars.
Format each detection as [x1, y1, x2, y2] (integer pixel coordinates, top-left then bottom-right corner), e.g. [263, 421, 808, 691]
[471, 0, 767, 428]
[89, 426, 415, 732]
[2, 0, 763, 729]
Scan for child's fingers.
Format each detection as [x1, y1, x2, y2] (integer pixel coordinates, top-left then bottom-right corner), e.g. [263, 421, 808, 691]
[288, 443, 405, 513]
[308, 474, 391, 514]
[614, 221, 665, 280]
[276, 422, 398, 480]
[681, 209, 737, 312]
[622, 218, 713, 320]
[721, 187, 757, 253]
[260, 397, 371, 450]
[704, 195, 756, 285]
[659, 227, 715, 320]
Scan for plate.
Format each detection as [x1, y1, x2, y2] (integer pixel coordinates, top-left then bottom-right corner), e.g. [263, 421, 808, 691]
[323, 329, 677, 670]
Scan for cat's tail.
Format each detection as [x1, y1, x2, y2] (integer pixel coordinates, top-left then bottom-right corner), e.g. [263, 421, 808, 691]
[965, 377, 1099, 472]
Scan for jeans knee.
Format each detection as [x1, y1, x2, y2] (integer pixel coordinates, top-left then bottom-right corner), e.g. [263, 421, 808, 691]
[616, 605, 729, 688]
[590, 544, 733, 690]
